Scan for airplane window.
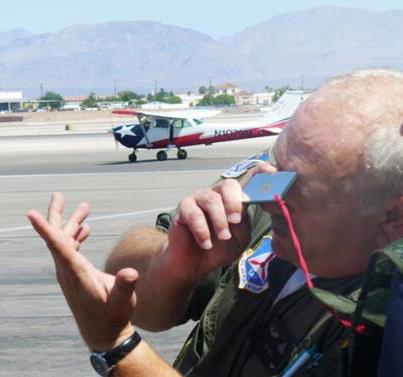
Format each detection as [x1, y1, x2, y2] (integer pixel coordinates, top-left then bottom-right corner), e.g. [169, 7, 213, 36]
[142, 117, 156, 127]
[155, 118, 169, 128]
[142, 119, 151, 129]
[172, 120, 183, 128]
[183, 120, 193, 128]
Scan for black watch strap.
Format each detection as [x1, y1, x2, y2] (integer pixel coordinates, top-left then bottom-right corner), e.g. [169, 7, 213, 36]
[90, 331, 142, 376]
[102, 331, 142, 366]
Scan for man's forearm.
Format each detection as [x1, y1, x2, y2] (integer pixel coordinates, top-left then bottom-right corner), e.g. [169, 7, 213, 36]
[104, 227, 201, 331]
[114, 340, 182, 377]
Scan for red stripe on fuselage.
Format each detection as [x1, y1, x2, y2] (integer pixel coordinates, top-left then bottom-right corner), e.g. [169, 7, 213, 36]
[136, 120, 288, 149]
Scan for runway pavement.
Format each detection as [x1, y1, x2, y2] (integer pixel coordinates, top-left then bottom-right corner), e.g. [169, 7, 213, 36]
[0, 130, 275, 376]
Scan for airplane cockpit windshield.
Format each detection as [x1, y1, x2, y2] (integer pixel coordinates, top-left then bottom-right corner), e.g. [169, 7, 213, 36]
[139, 116, 204, 129]
[140, 116, 158, 128]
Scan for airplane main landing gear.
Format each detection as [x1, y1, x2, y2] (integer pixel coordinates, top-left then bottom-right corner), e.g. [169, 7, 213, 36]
[177, 149, 188, 160]
[156, 150, 168, 161]
[128, 152, 137, 162]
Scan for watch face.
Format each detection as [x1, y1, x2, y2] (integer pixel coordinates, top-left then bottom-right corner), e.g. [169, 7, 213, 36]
[90, 354, 110, 377]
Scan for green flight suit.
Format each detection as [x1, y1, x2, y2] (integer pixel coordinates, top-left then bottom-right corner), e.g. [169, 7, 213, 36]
[156, 205, 364, 377]
[155, 151, 402, 376]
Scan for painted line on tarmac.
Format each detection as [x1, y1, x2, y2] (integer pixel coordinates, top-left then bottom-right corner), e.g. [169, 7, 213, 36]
[0, 169, 222, 179]
[0, 207, 173, 234]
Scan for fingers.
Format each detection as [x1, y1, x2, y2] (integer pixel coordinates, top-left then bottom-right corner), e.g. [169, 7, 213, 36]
[28, 195, 91, 260]
[176, 197, 213, 250]
[63, 202, 90, 238]
[175, 178, 246, 250]
[27, 209, 54, 241]
[214, 179, 244, 225]
[47, 192, 64, 227]
[108, 268, 139, 313]
[75, 223, 91, 244]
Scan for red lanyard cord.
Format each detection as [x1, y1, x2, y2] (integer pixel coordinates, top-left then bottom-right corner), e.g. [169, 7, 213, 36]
[274, 194, 314, 289]
[273, 194, 366, 334]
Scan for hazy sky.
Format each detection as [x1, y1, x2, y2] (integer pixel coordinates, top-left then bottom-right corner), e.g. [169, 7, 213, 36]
[2, 0, 403, 37]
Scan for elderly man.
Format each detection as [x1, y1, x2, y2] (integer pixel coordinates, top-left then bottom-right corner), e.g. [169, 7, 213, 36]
[28, 69, 403, 377]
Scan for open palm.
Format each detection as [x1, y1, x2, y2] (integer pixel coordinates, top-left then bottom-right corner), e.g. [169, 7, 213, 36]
[27, 193, 139, 351]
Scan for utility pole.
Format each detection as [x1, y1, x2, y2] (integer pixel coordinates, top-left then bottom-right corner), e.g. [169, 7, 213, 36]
[114, 80, 117, 97]
[154, 79, 158, 95]
[39, 83, 44, 98]
[300, 75, 305, 91]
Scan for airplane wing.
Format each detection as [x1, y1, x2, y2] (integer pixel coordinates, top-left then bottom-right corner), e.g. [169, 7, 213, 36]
[259, 118, 290, 135]
[259, 126, 284, 135]
[112, 109, 221, 120]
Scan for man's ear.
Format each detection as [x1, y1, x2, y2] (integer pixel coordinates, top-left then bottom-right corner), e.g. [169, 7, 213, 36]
[377, 197, 403, 247]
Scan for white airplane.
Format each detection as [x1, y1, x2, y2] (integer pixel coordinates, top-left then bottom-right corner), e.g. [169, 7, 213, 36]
[111, 91, 307, 162]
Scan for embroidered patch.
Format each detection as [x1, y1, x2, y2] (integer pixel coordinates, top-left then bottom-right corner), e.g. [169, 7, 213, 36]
[221, 150, 270, 178]
[238, 237, 275, 293]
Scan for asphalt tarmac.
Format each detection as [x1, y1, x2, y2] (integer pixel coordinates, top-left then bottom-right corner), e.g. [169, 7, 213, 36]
[0, 132, 274, 376]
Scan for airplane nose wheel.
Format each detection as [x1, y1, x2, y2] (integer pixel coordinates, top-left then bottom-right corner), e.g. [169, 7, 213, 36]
[156, 150, 168, 161]
[177, 149, 188, 160]
[128, 152, 137, 162]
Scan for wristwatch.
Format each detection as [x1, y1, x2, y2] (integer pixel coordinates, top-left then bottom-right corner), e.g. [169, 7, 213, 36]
[90, 331, 142, 377]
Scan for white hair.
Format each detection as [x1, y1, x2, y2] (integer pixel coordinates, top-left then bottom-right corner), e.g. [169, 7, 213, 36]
[325, 69, 403, 214]
[355, 125, 403, 215]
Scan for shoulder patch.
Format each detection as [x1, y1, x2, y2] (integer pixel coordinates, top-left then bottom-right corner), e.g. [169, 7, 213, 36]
[238, 237, 275, 293]
[221, 150, 270, 178]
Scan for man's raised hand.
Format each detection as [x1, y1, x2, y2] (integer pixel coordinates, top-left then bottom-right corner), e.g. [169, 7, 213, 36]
[27, 193, 138, 351]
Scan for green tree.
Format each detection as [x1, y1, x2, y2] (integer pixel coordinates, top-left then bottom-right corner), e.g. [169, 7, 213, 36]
[197, 93, 214, 106]
[272, 86, 289, 103]
[198, 86, 207, 95]
[82, 93, 98, 108]
[164, 95, 182, 104]
[147, 89, 182, 104]
[214, 94, 235, 106]
[118, 91, 140, 103]
[135, 98, 147, 106]
[39, 91, 64, 110]
[197, 93, 235, 106]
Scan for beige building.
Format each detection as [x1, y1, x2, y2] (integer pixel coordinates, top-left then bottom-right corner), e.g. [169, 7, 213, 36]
[178, 93, 203, 107]
[215, 82, 240, 96]
[235, 91, 274, 106]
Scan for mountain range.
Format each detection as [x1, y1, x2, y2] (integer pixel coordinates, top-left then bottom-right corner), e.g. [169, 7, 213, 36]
[1, 6, 403, 96]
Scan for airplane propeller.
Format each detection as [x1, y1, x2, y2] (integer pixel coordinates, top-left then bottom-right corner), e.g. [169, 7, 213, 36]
[107, 126, 120, 149]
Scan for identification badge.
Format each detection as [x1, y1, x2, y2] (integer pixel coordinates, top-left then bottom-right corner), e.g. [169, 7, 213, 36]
[238, 237, 275, 293]
[221, 150, 270, 178]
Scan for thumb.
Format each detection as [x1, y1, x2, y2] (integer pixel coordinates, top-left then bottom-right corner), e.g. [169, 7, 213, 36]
[108, 268, 139, 313]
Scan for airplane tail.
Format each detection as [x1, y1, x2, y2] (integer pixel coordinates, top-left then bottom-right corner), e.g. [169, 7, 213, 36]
[263, 90, 308, 124]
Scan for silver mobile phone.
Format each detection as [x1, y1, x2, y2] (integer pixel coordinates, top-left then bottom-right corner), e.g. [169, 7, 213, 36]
[242, 172, 297, 204]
